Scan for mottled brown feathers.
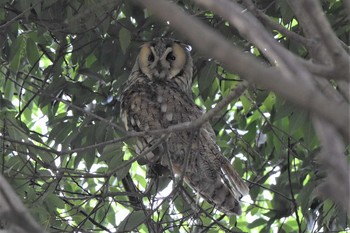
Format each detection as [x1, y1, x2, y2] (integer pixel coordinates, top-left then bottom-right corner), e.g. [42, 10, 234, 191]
[121, 37, 248, 215]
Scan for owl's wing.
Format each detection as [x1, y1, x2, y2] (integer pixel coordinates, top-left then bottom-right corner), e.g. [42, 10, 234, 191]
[190, 127, 249, 215]
[200, 126, 250, 201]
[121, 76, 165, 165]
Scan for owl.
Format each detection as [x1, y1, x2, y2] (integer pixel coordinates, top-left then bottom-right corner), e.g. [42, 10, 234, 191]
[120, 37, 249, 215]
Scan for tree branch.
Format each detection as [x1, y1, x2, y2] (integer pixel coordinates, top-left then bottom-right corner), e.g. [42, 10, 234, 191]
[241, 0, 310, 47]
[303, 0, 350, 81]
[287, 138, 302, 233]
[286, 0, 350, 211]
[313, 118, 350, 212]
[238, 0, 346, 81]
[337, 80, 350, 103]
[195, 0, 312, 86]
[345, 0, 350, 15]
[0, 174, 46, 233]
[287, 0, 349, 81]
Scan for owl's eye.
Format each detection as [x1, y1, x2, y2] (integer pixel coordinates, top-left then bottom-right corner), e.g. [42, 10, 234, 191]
[148, 54, 155, 62]
[166, 52, 176, 61]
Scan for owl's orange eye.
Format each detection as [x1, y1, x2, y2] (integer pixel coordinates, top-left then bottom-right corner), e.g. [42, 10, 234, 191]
[148, 54, 155, 62]
[166, 52, 176, 61]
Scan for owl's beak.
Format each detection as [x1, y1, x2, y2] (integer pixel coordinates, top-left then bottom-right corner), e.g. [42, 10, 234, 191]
[155, 61, 168, 79]
[156, 61, 163, 72]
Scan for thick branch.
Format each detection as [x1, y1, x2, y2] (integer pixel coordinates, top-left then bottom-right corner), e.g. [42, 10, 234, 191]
[303, 0, 349, 81]
[242, 0, 310, 46]
[287, 0, 350, 211]
[197, 0, 326, 93]
[345, 0, 350, 15]
[288, 0, 350, 81]
[240, 0, 345, 81]
[133, 0, 349, 140]
[337, 80, 350, 103]
[313, 118, 350, 212]
[195, 0, 312, 86]
[0, 174, 46, 233]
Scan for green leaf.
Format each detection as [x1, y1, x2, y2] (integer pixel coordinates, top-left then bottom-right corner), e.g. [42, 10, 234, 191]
[220, 72, 239, 90]
[111, 157, 131, 180]
[297, 179, 313, 216]
[3, 80, 15, 100]
[0, 98, 15, 109]
[48, 122, 70, 144]
[289, 109, 308, 134]
[99, 144, 122, 162]
[0, 8, 5, 21]
[84, 149, 96, 171]
[198, 61, 217, 100]
[119, 28, 131, 54]
[248, 218, 267, 228]
[9, 35, 25, 73]
[272, 98, 294, 122]
[322, 200, 336, 226]
[26, 37, 41, 68]
[278, 0, 294, 24]
[30, 148, 55, 164]
[303, 120, 317, 149]
[242, 122, 256, 142]
[44, 193, 65, 212]
[240, 95, 251, 114]
[117, 211, 147, 232]
[263, 93, 275, 112]
[7, 121, 29, 143]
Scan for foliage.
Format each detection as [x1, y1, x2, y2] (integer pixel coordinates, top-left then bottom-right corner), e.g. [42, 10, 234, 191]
[0, 0, 349, 232]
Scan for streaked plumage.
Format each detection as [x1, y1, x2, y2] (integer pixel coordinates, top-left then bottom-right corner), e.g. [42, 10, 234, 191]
[121, 37, 249, 215]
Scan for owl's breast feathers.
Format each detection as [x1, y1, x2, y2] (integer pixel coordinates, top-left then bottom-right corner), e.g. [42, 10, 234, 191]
[121, 75, 199, 130]
[121, 74, 249, 215]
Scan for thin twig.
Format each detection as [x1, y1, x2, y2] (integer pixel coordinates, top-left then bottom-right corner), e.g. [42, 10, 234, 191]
[287, 138, 302, 233]
[0, 2, 41, 29]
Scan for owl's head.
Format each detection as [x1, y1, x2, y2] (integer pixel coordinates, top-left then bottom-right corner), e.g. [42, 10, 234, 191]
[132, 38, 193, 94]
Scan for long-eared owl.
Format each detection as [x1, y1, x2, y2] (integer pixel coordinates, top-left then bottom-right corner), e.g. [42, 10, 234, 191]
[120, 37, 249, 215]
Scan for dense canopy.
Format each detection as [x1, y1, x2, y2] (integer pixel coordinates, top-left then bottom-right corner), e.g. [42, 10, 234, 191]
[0, 0, 349, 232]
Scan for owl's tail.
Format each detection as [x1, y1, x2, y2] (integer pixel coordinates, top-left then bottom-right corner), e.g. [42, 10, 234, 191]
[183, 160, 249, 215]
[221, 161, 250, 199]
[201, 178, 243, 215]
[183, 168, 248, 215]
